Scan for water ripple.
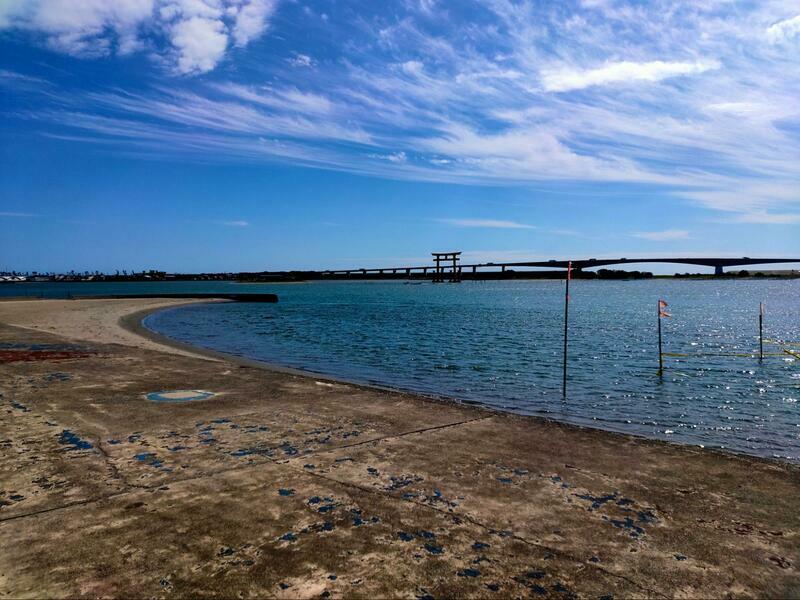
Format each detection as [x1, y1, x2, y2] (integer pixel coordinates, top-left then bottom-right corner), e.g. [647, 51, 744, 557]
[145, 279, 800, 462]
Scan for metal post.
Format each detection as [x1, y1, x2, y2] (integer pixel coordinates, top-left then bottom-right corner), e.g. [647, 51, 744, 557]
[562, 264, 570, 399]
[657, 302, 663, 378]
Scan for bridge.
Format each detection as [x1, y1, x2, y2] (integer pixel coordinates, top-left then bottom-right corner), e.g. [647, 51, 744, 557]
[316, 257, 800, 278]
[242, 256, 800, 281]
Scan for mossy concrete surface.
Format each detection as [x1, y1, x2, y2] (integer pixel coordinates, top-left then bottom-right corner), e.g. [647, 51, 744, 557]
[1, 309, 798, 598]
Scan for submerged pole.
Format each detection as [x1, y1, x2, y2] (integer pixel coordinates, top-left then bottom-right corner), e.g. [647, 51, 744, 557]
[562, 261, 571, 399]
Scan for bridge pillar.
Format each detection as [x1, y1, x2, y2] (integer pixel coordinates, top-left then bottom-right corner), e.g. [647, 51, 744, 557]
[714, 265, 724, 276]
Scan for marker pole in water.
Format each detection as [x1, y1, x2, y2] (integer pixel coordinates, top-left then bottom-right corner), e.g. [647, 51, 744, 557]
[759, 302, 764, 360]
[657, 299, 670, 378]
[562, 261, 571, 399]
[657, 302, 663, 377]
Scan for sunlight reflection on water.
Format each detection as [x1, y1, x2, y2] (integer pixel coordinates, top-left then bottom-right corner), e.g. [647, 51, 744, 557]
[144, 279, 800, 462]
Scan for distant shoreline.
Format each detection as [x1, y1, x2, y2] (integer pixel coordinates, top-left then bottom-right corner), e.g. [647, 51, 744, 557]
[1, 270, 799, 287]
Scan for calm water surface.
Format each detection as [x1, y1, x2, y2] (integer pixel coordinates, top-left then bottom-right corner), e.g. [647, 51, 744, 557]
[5, 279, 798, 461]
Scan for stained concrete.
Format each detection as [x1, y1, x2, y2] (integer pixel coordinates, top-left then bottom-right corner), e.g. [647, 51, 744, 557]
[1, 302, 798, 598]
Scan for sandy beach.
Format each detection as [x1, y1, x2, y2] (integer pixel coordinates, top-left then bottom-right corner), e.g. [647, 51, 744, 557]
[0, 298, 219, 358]
[1, 298, 798, 598]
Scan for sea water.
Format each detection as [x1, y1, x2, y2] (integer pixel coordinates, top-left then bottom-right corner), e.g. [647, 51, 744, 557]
[5, 279, 798, 461]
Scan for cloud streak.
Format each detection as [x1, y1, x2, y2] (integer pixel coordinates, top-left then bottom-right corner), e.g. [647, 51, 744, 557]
[632, 229, 690, 241]
[541, 60, 720, 92]
[438, 218, 536, 229]
[0, 212, 39, 217]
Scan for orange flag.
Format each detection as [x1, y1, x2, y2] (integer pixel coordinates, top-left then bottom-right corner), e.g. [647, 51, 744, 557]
[658, 299, 671, 318]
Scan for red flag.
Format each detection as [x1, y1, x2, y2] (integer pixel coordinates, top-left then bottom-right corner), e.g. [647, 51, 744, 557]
[658, 299, 671, 318]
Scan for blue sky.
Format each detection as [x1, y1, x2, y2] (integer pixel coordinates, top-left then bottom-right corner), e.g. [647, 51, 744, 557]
[1, 0, 799, 273]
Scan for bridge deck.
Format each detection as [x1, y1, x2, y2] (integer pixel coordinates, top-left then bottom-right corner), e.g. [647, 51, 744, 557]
[316, 257, 799, 277]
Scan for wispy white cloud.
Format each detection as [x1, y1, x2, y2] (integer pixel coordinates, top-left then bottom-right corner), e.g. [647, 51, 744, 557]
[0, 211, 38, 217]
[371, 151, 407, 163]
[729, 212, 800, 225]
[220, 219, 249, 227]
[5, 0, 800, 227]
[541, 60, 720, 92]
[287, 52, 314, 67]
[705, 102, 765, 115]
[632, 229, 690, 241]
[676, 182, 800, 218]
[0, 69, 48, 85]
[438, 218, 536, 229]
[212, 83, 333, 115]
[766, 14, 800, 43]
[79, 87, 371, 144]
[401, 60, 424, 76]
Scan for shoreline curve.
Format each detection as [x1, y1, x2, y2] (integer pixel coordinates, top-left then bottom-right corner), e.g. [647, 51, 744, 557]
[129, 300, 798, 469]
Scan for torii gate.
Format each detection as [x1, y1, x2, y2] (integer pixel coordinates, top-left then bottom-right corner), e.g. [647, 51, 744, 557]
[431, 252, 461, 283]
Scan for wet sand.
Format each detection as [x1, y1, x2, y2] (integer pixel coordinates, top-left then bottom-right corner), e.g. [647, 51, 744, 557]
[1, 299, 798, 598]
